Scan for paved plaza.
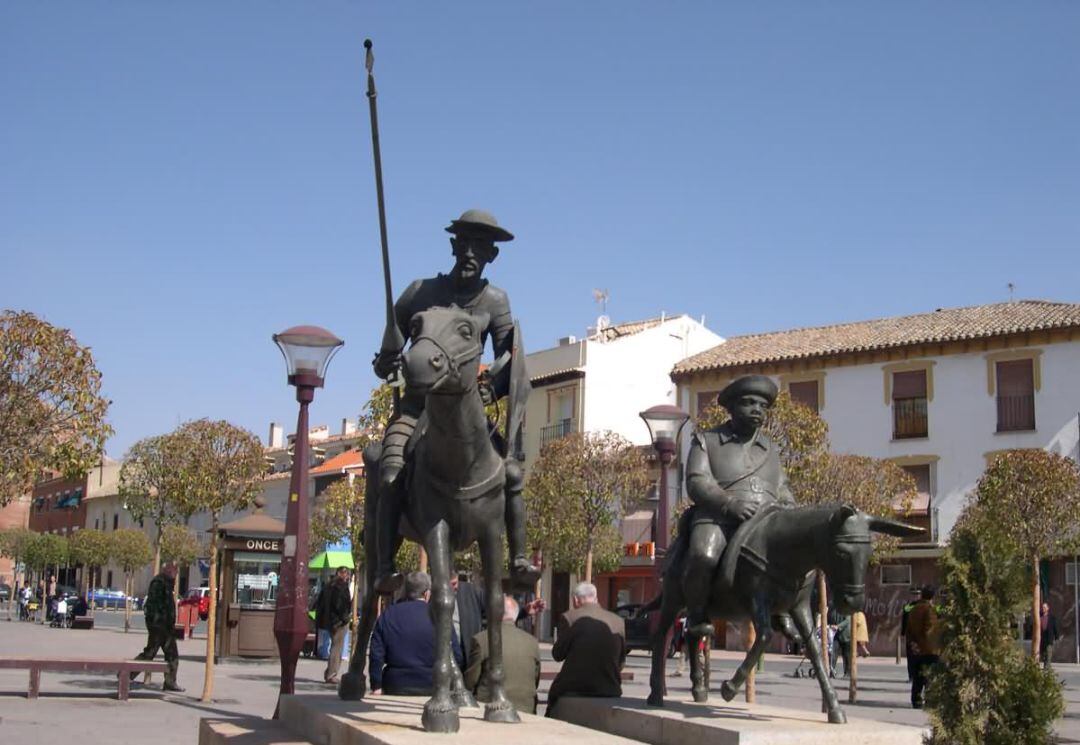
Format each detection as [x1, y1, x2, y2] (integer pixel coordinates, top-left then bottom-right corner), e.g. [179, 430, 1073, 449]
[2, 616, 1079, 743]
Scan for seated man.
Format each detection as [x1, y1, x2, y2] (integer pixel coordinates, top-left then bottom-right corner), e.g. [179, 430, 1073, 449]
[465, 595, 541, 714]
[545, 582, 626, 718]
[369, 572, 463, 696]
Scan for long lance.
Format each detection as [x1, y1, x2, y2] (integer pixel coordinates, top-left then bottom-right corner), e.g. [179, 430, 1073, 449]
[364, 38, 404, 410]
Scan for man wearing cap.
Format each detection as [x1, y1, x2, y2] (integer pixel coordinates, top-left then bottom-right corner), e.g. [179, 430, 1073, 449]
[682, 375, 794, 637]
[371, 210, 538, 592]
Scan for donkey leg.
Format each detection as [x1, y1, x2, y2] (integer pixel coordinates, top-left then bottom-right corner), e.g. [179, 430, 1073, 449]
[791, 602, 845, 724]
[421, 521, 460, 733]
[479, 524, 520, 723]
[647, 591, 679, 707]
[720, 612, 771, 702]
[688, 628, 710, 703]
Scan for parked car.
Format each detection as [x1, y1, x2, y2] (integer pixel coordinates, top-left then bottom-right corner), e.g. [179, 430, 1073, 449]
[87, 588, 135, 609]
[179, 586, 211, 620]
[615, 603, 677, 656]
[0, 583, 11, 602]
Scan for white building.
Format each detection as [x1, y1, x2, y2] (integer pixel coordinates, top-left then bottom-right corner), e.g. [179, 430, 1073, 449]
[672, 299, 1080, 654]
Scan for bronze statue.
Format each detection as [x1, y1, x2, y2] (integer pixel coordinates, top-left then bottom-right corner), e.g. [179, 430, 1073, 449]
[645, 375, 922, 723]
[370, 210, 538, 593]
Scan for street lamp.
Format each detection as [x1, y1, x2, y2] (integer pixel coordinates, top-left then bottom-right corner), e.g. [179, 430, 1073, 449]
[639, 404, 691, 557]
[271, 325, 343, 716]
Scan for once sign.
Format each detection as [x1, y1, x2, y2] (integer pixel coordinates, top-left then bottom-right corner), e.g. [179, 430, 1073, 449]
[246, 539, 280, 552]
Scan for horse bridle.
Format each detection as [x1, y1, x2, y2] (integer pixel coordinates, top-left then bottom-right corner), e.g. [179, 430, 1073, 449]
[410, 327, 482, 393]
[832, 533, 871, 596]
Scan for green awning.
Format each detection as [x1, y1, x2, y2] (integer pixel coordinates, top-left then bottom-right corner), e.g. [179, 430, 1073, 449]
[310, 550, 354, 570]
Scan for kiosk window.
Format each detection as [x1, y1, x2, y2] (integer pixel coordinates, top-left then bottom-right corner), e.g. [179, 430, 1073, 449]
[233, 552, 280, 608]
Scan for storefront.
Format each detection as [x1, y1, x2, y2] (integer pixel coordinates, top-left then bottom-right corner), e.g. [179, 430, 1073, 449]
[215, 511, 286, 658]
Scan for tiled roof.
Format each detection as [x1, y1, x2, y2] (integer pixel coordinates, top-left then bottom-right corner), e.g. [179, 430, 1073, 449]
[673, 300, 1080, 377]
[310, 449, 364, 476]
[593, 315, 675, 342]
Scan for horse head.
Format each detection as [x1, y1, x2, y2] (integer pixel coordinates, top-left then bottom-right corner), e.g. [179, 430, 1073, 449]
[825, 505, 924, 614]
[403, 307, 486, 395]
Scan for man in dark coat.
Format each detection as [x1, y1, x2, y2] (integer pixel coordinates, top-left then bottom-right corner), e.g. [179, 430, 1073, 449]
[316, 566, 353, 684]
[682, 375, 794, 637]
[1039, 602, 1060, 667]
[545, 582, 626, 718]
[465, 595, 541, 714]
[369, 572, 463, 695]
[907, 586, 940, 709]
[134, 562, 182, 691]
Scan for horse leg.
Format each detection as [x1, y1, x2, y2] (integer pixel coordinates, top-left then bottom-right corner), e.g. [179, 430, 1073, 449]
[688, 626, 710, 703]
[479, 523, 520, 723]
[339, 455, 382, 700]
[647, 589, 679, 707]
[720, 607, 772, 702]
[450, 654, 478, 708]
[421, 520, 460, 733]
[790, 601, 846, 724]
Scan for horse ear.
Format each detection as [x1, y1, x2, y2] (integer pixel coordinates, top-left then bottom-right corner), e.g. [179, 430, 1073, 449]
[830, 504, 859, 532]
[867, 515, 925, 538]
[473, 311, 490, 334]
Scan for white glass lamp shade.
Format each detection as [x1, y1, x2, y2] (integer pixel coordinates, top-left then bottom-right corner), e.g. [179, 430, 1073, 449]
[639, 404, 691, 449]
[273, 325, 344, 381]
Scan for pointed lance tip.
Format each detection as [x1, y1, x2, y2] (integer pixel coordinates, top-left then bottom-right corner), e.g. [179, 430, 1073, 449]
[364, 39, 374, 73]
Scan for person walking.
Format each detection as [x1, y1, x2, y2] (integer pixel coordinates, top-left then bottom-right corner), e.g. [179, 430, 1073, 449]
[1039, 602, 1060, 668]
[907, 586, 940, 709]
[852, 610, 870, 657]
[316, 567, 353, 684]
[133, 562, 183, 692]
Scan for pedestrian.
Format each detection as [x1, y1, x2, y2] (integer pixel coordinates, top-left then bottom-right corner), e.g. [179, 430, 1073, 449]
[545, 582, 626, 718]
[316, 566, 353, 684]
[133, 562, 184, 692]
[900, 589, 919, 682]
[852, 610, 870, 657]
[464, 595, 541, 714]
[1039, 602, 1060, 668]
[907, 586, 940, 709]
[830, 613, 851, 678]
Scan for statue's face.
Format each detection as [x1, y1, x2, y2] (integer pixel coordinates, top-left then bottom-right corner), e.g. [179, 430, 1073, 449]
[450, 232, 498, 283]
[727, 394, 770, 429]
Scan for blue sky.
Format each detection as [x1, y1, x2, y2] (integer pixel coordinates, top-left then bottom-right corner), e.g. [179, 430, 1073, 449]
[3, 2, 1078, 455]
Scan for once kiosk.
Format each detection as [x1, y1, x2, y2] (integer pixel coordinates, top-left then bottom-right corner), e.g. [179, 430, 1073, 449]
[215, 507, 286, 658]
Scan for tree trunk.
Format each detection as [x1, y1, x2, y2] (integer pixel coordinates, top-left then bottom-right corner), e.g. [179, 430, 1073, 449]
[584, 541, 594, 583]
[153, 526, 162, 578]
[746, 622, 756, 703]
[202, 522, 220, 702]
[90, 571, 97, 616]
[817, 571, 830, 673]
[1032, 554, 1042, 661]
[848, 614, 858, 703]
[124, 572, 132, 632]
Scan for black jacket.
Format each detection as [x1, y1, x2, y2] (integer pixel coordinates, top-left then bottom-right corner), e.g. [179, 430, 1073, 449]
[316, 578, 351, 631]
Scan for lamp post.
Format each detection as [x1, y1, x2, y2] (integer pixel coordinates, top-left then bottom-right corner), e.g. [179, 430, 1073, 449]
[639, 404, 691, 559]
[271, 325, 343, 716]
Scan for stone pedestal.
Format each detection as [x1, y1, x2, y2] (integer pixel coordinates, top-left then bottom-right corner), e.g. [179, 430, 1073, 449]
[550, 696, 927, 745]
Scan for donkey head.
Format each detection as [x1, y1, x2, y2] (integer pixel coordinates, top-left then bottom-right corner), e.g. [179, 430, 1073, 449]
[402, 307, 486, 395]
[826, 506, 924, 614]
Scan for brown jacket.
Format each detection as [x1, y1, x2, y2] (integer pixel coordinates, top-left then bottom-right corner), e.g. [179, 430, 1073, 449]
[906, 600, 940, 656]
[546, 603, 626, 715]
[464, 622, 541, 714]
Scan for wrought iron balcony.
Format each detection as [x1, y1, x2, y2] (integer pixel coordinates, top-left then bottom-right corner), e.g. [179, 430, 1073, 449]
[996, 393, 1035, 432]
[540, 418, 574, 446]
[893, 397, 928, 439]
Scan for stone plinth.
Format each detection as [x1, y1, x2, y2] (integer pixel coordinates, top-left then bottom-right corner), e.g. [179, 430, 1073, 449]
[276, 694, 640, 745]
[550, 696, 928, 745]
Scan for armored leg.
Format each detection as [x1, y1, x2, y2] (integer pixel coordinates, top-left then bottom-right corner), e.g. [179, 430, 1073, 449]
[683, 523, 725, 638]
[374, 414, 417, 593]
[504, 459, 540, 588]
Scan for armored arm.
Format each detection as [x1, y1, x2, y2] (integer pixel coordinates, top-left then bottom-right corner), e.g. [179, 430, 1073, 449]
[373, 280, 422, 379]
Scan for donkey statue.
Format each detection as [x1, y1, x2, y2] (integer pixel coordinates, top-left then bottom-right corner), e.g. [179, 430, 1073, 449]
[646, 503, 921, 724]
[338, 306, 522, 733]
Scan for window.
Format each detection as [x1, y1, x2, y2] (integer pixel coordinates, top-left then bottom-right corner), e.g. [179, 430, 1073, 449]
[788, 380, 820, 413]
[892, 369, 928, 439]
[996, 358, 1035, 432]
[900, 463, 932, 514]
[880, 564, 912, 586]
[106, 570, 113, 588]
[112, 513, 119, 530]
[1067, 562, 1078, 586]
[94, 518, 99, 530]
[695, 390, 722, 417]
[542, 386, 577, 445]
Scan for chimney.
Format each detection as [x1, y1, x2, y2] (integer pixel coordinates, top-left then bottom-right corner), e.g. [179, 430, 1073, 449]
[341, 418, 357, 437]
[309, 425, 330, 442]
[268, 422, 285, 449]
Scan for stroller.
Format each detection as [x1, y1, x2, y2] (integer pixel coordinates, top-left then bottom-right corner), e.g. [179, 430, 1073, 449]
[792, 624, 836, 679]
[49, 596, 72, 628]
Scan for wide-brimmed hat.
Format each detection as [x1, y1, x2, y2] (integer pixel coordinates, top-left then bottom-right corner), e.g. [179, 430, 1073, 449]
[445, 209, 514, 242]
[717, 375, 778, 408]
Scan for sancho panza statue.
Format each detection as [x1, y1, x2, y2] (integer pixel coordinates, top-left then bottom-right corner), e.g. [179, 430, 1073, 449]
[682, 374, 794, 636]
[371, 209, 540, 591]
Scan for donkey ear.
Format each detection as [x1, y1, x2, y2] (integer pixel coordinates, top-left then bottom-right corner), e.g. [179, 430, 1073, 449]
[830, 504, 859, 532]
[867, 515, 925, 538]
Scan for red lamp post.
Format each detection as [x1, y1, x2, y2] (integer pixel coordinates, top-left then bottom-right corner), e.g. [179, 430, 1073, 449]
[639, 404, 691, 558]
[271, 325, 343, 717]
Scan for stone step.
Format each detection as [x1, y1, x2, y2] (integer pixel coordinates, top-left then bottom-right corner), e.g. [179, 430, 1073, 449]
[277, 693, 640, 745]
[199, 718, 314, 745]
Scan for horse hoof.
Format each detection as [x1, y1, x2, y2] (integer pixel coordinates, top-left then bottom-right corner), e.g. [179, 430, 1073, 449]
[453, 690, 478, 709]
[647, 693, 665, 707]
[720, 681, 738, 702]
[422, 698, 460, 733]
[509, 562, 542, 590]
[484, 701, 521, 723]
[337, 672, 365, 701]
[692, 687, 709, 704]
[828, 708, 847, 724]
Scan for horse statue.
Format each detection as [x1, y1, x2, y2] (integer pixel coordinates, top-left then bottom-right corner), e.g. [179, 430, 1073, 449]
[338, 306, 521, 733]
[645, 504, 921, 724]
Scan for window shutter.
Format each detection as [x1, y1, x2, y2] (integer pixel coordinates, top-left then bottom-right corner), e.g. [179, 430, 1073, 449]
[788, 381, 819, 412]
[997, 359, 1034, 396]
[892, 370, 927, 399]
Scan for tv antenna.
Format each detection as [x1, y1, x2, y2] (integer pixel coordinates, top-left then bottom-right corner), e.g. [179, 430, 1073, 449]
[1007, 282, 1015, 302]
[592, 288, 609, 315]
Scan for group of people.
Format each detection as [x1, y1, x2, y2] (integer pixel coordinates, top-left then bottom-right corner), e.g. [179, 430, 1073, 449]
[14, 577, 88, 624]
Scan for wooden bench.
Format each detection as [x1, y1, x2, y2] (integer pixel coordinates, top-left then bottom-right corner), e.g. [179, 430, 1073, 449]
[71, 616, 95, 630]
[0, 657, 169, 700]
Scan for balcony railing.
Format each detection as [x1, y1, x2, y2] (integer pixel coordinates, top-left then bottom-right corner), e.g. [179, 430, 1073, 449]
[893, 397, 928, 439]
[899, 506, 939, 545]
[997, 394, 1035, 432]
[540, 418, 574, 446]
